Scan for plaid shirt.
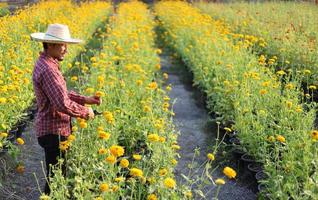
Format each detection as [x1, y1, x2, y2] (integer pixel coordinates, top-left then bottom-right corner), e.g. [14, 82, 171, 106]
[32, 52, 89, 138]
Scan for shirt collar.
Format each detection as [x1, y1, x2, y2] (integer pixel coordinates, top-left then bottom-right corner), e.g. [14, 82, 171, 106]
[40, 51, 60, 68]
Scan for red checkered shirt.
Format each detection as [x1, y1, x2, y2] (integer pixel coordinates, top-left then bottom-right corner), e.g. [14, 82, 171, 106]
[32, 52, 89, 138]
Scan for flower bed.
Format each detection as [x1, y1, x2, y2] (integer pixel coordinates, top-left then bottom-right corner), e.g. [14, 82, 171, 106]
[155, 1, 318, 199]
[48, 2, 185, 199]
[196, 2, 318, 86]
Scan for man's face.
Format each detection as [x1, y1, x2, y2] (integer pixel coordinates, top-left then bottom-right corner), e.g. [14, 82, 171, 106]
[47, 43, 68, 61]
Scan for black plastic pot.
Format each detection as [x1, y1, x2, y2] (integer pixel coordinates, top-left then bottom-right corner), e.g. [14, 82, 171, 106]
[9, 128, 18, 139]
[241, 153, 256, 164]
[15, 121, 27, 138]
[258, 183, 267, 192]
[255, 171, 268, 182]
[232, 147, 245, 159]
[248, 162, 263, 173]
[229, 137, 240, 145]
[0, 148, 8, 157]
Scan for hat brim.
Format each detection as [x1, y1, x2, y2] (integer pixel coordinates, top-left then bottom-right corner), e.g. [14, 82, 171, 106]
[30, 33, 83, 44]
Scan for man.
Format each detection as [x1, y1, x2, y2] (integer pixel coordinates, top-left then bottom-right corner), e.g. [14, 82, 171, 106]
[31, 24, 100, 194]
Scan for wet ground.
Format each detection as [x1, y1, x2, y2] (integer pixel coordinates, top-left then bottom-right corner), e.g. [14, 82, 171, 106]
[0, 121, 45, 200]
[160, 50, 257, 200]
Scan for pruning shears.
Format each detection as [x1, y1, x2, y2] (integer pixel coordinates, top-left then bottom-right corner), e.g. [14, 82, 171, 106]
[93, 109, 103, 116]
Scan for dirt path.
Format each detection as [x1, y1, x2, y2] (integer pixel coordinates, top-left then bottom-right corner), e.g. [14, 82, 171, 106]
[160, 50, 257, 200]
[0, 121, 45, 200]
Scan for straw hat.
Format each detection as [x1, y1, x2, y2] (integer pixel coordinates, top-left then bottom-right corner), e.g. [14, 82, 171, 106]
[30, 24, 82, 44]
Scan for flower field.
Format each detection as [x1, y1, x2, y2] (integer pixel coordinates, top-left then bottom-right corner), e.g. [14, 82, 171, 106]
[1, 0, 318, 200]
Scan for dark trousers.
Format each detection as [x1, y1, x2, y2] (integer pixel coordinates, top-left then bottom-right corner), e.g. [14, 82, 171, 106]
[38, 134, 67, 195]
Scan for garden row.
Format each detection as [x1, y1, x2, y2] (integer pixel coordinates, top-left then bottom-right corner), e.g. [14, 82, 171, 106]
[155, 1, 318, 199]
[0, 0, 111, 186]
[48, 2, 186, 199]
[197, 2, 318, 87]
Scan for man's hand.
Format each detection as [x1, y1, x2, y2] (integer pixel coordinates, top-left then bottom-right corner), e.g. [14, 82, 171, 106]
[86, 96, 101, 105]
[88, 107, 95, 119]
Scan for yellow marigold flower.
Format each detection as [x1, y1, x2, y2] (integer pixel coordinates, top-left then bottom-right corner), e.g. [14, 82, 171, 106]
[147, 134, 159, 142]
[286, 101, 293, 109]
[112, 185, 119, 192]
[304, 69, 311, 74]
[0, 132, 8, 138]
[16, 164, 25, 174]
[276, 70, 286, 76]
[39, 194, 50, 200]
[171, 144, 181, 150]
[94, 197, 103, 200]
[164, 177, 176, 189]
[136, 80, 143, 86]
[267, 136, 275, 142]
[98, 148, 107, 155]
[156, 49, 162, 54]
[71, 76, 78, 82]
[311, 130, 318, 140]
[59, 141, 69, 151]
[72, 126, 78, 132]
[148, 194, 157, 200]
[95, 91, 105, 97]
[110, 145, 125, 157]
[148, 82, 158, 90]
[130, 168, 143, 177]
[143, 105, 151, 112]
[164, 96, 170, 101]
[16, 138, 24, 145]
[223, 167, 237, 179]
[259, 89, 267, 95]
[106, 155, 116, 164]
[98, 131, 111, 140]
[114, 177, 125, 182]
[155, 64, 161, 70]
[0, 97, 7, 104]
[295, 106, 302, 113]
[224, 127, 232, 132]
[163, 73, 168, 79]
[99, 183, 109, 192]
[159, 136, 166, 143]
[285, 83, 294, 90]
[119, 159, 129, 168]
[309, 85, 317, 90]
[262, 81, 270, 87]
[215, 178, 225, 185]
[133, 154, 142, 160]
[103, 111, 115, 124]
[79, 121, 87, 129]
[85, 87, 94, 94]
[97, 126, 104, 131]
[276, 135, 286, 143]
[207, 153, 215, 161]
[185, 191, 192, 198]
[159, 168, 168, 176]
[67, 134, 76, 142]
[166, 85, 172, 91]
[171, 159, 178, 165]
[90, 56, 97, 62]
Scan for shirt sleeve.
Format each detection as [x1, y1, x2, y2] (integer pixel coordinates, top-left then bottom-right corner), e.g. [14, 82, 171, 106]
[68, 91, 87, 106]
[41, 67, 89, 119]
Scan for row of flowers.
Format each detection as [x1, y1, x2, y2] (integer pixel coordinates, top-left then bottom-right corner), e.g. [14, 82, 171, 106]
[0, 0, 111, 187]
[155, 1, 318, 199]
[196, 2, 318, 85]
[47, 2, 184, 199]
